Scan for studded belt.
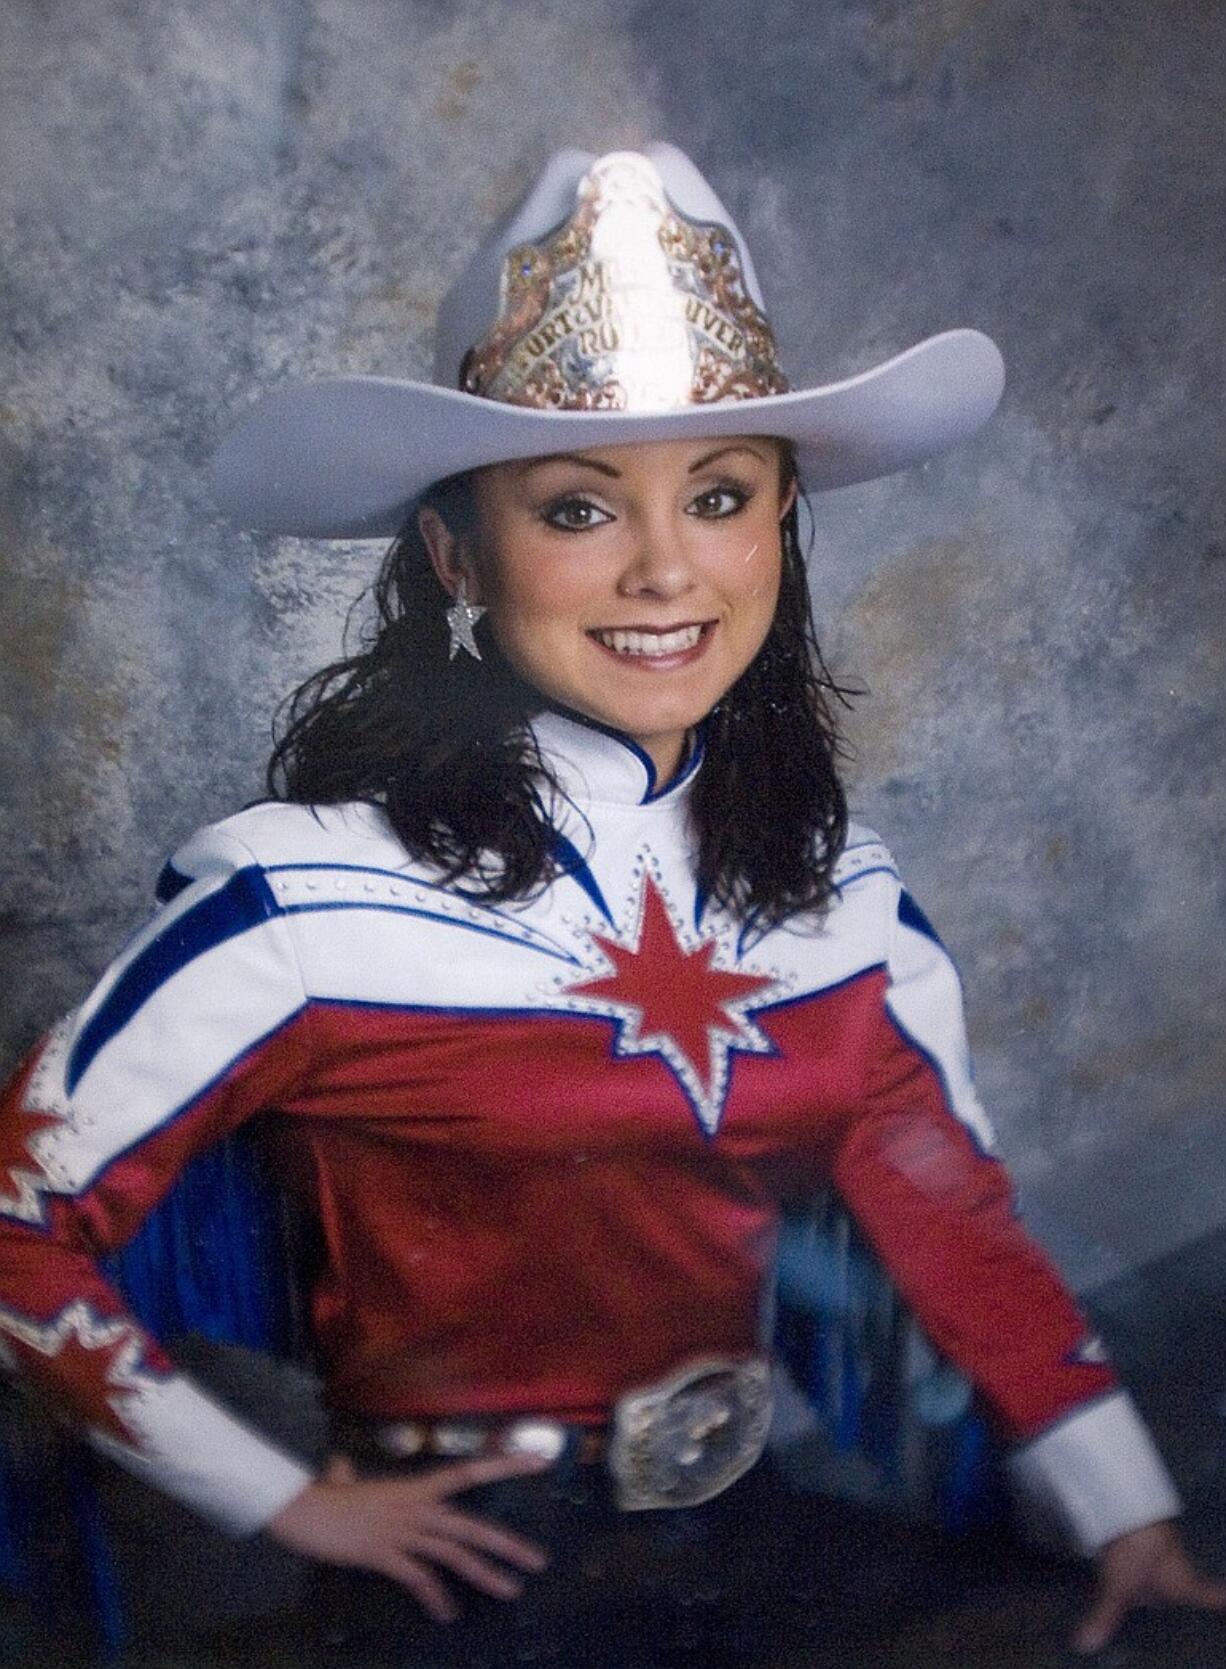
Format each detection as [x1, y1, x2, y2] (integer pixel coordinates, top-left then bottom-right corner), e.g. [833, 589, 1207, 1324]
[359, 1356, 772, 1512]
[365, 1415, 605, 1466]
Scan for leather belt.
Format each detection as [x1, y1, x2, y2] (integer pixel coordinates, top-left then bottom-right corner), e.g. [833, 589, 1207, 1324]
[370, 1416, 604, 1466]
[361, 1355, 772, 1511]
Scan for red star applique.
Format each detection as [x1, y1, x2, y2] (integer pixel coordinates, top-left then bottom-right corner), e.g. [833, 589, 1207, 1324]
[0, 1100, 63, 1218]
[564, 874, 777, 1133]
[2, 1309, 147, 1449]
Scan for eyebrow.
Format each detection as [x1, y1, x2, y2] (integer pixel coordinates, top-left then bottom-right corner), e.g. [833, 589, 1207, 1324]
[516, 442, 771, 481]
[686, 444, 770, 473]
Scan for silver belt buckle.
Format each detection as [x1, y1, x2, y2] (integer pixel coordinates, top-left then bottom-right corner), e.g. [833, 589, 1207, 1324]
[607, 1356, 771, 1511]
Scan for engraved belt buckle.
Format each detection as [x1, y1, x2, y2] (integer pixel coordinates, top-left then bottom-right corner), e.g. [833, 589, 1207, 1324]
[607, 1356, 772, 1511]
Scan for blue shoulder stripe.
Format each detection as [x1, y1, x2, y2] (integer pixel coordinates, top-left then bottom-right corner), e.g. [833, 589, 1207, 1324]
[898, 889, 942, 946]
[67, 867, 282, 1094]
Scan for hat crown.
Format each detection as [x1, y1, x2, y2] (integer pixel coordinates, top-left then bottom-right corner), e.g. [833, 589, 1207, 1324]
[433, 147, 788, 414]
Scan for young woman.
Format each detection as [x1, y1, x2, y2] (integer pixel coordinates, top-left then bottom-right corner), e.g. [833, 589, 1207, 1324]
[0, 144, 1219, 1664]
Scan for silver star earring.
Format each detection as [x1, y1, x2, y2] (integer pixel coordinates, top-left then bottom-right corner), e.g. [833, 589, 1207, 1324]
[445, 576, 486, 662]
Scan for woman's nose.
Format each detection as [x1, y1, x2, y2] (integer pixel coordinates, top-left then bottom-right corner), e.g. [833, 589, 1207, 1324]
[617, 521, 695, 599]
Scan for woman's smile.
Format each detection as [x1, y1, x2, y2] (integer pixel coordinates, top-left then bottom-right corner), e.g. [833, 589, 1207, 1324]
[588, 620, 714, 665]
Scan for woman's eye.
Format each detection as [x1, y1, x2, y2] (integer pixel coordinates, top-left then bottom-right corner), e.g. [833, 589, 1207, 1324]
[688, 484, 749, 518]
[542, 497, 613, 532]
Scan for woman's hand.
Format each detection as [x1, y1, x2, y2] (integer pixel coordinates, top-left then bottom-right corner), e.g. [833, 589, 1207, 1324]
[1073, 1519, 1226, 1654]
[267, 1453, 551, 1623]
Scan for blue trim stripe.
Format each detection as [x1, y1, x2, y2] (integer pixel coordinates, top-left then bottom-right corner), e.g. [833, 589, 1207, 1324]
[544, 705, 658, 800]
[882, 1006, 997, 1164]
[154, 862, 193, 904]
[646, 728, 706, 802]
[267, 861, 581, 956]
[283, 899, 581, 965]
[896, 890, 973, 1048]
[67, 867, 281, 1093]
[834, 864, 898, 895]
[542, 704, 706, 804]
[693, 882, 710, 932]
[898, 889, 942, 945]
[308, 995, 626, 1026]
[266, 861, 413, 879]
[623, 734, 659, 800]
[755, 961, 885, 1016]
[548, 831, 614, 925]
[62, 1007, 310, 1211]
[736, 908, 765, 958]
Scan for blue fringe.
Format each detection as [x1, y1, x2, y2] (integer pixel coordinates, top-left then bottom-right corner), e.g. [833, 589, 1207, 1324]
[774, 1200, 1005, 1531]
[2, 1126, 295, 1657]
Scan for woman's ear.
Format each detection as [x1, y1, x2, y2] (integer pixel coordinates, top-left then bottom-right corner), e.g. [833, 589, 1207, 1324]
[418, 504, 482, 604]
[778, 474, 798, 521]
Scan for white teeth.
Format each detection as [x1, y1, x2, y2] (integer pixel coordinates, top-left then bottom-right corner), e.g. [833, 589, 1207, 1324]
[595, 624, 704, 656]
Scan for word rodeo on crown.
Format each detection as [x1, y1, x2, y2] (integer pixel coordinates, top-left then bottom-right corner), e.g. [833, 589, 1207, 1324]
[508, 259, 747, 372]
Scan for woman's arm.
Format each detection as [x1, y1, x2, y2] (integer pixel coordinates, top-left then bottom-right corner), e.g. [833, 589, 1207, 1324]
[0, 829, 322, 1531]
[0, 819, 551, 1611]
[829, 873, 1221, 1646]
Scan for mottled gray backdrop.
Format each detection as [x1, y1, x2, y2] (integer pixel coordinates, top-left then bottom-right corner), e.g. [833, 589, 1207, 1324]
[1, 0, 1222, 1293]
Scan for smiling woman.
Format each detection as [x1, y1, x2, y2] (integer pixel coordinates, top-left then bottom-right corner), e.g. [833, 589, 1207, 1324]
[268, 429, 848, 930]
[433, 439, 794, 784]
[1, 142, 1219, 1668]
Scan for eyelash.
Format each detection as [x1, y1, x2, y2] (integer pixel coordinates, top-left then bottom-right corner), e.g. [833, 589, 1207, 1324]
[540, 479, 753, 533]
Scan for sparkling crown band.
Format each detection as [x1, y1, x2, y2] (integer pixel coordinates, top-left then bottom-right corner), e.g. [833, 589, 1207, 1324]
[460, 153, 791, 414]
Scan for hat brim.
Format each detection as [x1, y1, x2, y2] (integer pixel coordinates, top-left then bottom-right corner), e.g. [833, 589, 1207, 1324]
[209, 328, 1003, 540]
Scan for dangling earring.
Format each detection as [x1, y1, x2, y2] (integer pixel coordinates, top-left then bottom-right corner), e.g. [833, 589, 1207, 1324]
[445, 576, 486, 662]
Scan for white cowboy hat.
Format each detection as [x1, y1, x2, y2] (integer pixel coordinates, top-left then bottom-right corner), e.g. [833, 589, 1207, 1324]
[210, 143, 1004, 540]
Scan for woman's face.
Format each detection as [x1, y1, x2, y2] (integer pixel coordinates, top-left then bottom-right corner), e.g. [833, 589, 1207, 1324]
[423, 437, 796, 784]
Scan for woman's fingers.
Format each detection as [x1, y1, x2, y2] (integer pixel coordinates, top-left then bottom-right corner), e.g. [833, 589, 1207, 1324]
[430, 1503, 549, 1571]
[267, 1451, 555, 1617]
[1154, 1561, 1226, 1610]
[1074, 1522, 1226, 1654]
[405, 1532, 527, 1601]
[1073, 1587, 1128, 1655]
[370, 1550, 458, 1624]
[420, 1450, 553, 1497]
[320, 1454, 358, 1486]
[359, 1455, 551, 1573]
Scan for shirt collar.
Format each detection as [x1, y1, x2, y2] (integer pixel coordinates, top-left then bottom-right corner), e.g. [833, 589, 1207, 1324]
[529, 707, 705, 809]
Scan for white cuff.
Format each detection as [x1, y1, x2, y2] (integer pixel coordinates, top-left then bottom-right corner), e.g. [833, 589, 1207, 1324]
[1007, 1390, 1182, 1556]
[89, 1372, 315, 1536]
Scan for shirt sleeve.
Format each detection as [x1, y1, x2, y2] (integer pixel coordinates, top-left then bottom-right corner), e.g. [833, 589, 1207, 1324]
[0, 824, 318, 1534]
[829, 878, 1181, 1555]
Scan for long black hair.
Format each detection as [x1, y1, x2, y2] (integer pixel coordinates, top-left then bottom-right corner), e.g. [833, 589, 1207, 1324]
[267, 452, 852, 925]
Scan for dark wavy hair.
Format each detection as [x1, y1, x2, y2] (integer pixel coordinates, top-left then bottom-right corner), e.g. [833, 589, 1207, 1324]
[267, 450, 851, 925]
